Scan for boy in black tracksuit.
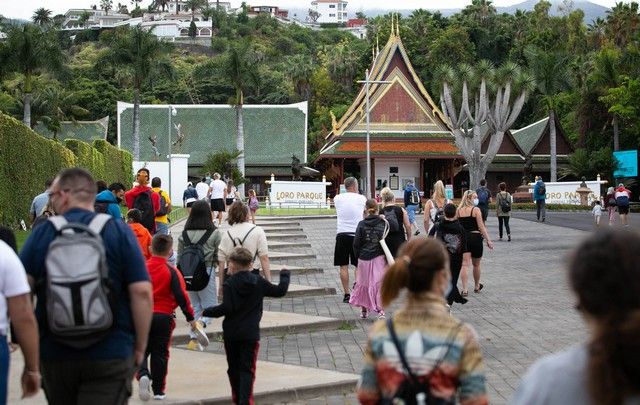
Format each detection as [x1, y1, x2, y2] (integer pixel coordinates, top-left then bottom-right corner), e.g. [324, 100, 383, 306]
[203, 247, 290, 405]
[431, 203, 468, 307]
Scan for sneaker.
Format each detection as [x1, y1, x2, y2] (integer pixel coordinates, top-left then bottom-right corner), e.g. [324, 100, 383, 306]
[153, 393, 166, 400]
[185, 339, 203, 351]
[377, 311, 385, 320]
[508, 235, 511, 242]
[139, 375, 151, 401]
[193, 321, 209, 347]
[343, 293, 351, 303]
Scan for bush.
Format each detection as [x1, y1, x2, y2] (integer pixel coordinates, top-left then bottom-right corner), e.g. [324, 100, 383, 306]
[93, 140, 133, 187]
[65, 139, 106, 181]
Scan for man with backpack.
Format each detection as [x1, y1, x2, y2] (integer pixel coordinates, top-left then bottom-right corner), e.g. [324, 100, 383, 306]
[475, 179, 492, 223]
[151, 177, 172, 235]
[533, 176, 547, 222]
[19, 168, 153, 405]
[125, 168, 160, 234]
[95, 182, 125, 220]
[403, 180, 421, 235]
[615, 183, 632, 227]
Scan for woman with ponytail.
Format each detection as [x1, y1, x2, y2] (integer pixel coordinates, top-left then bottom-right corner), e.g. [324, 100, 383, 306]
[357, 237, 488, 404]
[513, 229, 640, 404]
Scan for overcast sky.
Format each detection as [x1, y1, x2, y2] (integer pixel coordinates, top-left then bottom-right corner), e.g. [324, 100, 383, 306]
[1, 0, 622, 20]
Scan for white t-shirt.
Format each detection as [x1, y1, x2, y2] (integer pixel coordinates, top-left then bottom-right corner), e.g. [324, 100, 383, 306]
[195, 182, 210, 200]
[0, 240, 31, 333]
[210, 179, 227, 199]
[334, 192, 367, 234]
[218, 222, 269, 268]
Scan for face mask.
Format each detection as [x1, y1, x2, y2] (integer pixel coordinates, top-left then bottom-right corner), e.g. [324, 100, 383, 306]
[473, 198, 479, 206]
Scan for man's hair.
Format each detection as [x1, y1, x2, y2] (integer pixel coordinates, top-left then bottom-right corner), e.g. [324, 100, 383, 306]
[45, 178, 53, 188]
[499, 182, 506, 191]
[96, 180, 108, 193]
[227, 201, 249, 225]
[480, 179, 487, 186]
[228, 247, 253, 269]
[127, 208, 142, 223]
[137, 168, 150, 176]
[213, 173, 221, 179]
[151, 177, 161, 188]
[108, 182, 125, 192]
[444, 203, 457, 219]
[56, 168, 97, 202]
[151, 234, 173, 256]
[344, 177, 357, 190]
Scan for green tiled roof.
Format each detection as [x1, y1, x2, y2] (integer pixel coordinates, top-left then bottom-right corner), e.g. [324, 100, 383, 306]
[117, 103, 308, 166]
[34, 117, 109, 142]
[511, 118, 548, 155]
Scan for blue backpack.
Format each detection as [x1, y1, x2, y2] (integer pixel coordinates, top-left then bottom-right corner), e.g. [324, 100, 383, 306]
[476, 187, 490, 205]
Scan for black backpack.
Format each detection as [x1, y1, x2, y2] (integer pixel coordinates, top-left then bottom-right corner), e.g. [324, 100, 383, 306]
[499, 193, 512, 213]
[382, 206, 400, 233]
[537, 183, 546, 196]
[133, 190, 155, 234]
[178, 229, 214, 291]
[94, 201, 109, 214]
[155, 191, 169, 217]
[410, 189, 420, 205]
[383, 318, 462, 405]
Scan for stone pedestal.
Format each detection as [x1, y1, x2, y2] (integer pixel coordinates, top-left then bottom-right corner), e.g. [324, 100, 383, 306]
[576, 178, 592, 206]
[512, 184, 533, 203]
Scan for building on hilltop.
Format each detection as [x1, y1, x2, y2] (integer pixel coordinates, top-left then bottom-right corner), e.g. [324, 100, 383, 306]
[311, 0, 348, 24]
[167, 1, 232, 15]
[316, 22, 463, 199]
[248, 5, 289, 19]
[62, 9, 130, 30]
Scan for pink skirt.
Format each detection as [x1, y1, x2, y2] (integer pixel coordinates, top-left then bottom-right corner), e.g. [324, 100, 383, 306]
[349, 255, 387, 314]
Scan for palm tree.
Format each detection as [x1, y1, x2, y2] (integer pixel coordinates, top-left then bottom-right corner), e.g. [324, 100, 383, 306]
[32, 8, 52, 26]
[224, 42, 254, 196]
[154, 0, 170, 12]
[3, 24, 64, 128]
[100, 0, 113, 15]
[38, 87, 90, 139]
[590, 47, 623, 150]
[284, 55, 314, 100]
[78, 11, 92, 28]
[606, 2, 640, 48]
[525, 46, 572, 182]
[102, 26, 173, 160]
[185, 0, 206, 20]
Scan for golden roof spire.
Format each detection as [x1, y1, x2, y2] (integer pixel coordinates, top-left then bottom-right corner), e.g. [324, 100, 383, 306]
[396, 13, 401, 36]
[390, 14, 395, 39]
[376, 35, 380, 55]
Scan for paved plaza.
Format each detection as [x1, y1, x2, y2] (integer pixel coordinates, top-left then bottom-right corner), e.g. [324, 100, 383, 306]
[9, 211, 607, 404]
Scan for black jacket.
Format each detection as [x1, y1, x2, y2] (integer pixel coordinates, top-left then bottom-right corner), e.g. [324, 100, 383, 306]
[353, 214, 387, 260]
[203, 269, 290, 341]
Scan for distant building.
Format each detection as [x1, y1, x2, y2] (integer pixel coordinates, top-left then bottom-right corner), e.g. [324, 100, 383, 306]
[62, 9, 129, 30]
[248, 5, 289, 19]
[311, 0, 348, 24]
[167, 1, 232, 15]
[346, 18, 366, 27]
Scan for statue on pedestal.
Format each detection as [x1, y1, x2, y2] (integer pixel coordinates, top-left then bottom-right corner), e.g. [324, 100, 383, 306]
[523, 154, 533, 184]
[291, 154, 301, 181]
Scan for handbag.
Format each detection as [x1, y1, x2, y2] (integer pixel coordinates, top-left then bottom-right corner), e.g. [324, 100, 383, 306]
[379, 219, 395, 265]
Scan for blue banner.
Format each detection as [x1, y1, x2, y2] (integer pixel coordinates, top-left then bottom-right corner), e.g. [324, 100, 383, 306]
[613, 150, 638, 178]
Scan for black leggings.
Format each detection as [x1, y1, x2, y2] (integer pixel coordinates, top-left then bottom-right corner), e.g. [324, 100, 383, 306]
[498, 216, 510, 238]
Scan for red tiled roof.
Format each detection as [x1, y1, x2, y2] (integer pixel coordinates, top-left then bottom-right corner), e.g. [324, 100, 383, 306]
[338, 141, 458, 153]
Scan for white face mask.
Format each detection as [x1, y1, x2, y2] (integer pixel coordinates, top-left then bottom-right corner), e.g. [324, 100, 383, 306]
[473, 198, 479, 206]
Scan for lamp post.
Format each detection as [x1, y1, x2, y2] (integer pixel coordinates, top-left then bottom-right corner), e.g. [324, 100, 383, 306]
[168, 105, 177, 202]
[357, 70, 391, 198]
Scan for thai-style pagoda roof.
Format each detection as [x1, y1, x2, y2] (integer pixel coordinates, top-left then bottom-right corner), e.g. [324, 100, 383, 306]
[318, 18, 460, 160]
[510, 116, 574, 156]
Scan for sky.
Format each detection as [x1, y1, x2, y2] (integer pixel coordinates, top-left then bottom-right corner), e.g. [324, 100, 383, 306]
[1, 0, 623, 20]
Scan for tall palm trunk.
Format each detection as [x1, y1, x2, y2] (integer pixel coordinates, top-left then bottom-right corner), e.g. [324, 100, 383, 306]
[613, 114, 620, 151]
[23, 93, 32, 128]
[133, 88, 141, 161]
[549, 109, 557, 182]
[236, 103, 245, 196]
[175, 0, 179, 14]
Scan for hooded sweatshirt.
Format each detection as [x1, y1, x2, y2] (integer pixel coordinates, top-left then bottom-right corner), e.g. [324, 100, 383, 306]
[124, 185, 160, 212]
[203, 270, 290, 341]
[95, 189, 123, 220]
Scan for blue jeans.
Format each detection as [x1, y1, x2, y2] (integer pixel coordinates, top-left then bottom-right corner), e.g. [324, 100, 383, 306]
[155, 222, 169, 235]
[188, 267, 217, 339]
[406, 204, 417, 225]
[0, 338, 8, 404]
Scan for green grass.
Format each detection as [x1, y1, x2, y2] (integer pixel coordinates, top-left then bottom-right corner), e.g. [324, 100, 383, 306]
[337, 321, 356, 331]
[15, 230, 31, 251]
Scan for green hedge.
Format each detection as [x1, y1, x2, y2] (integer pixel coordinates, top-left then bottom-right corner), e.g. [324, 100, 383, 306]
[0, 113, 134, 226]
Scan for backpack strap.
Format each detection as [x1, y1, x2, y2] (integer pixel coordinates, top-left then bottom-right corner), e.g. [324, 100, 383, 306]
[48, 216, 68, 232]
[87, 213, 112, 235]
[195, 229, 214, 246]
[182, 229, 192, 246]
[227, 226, 258, 259]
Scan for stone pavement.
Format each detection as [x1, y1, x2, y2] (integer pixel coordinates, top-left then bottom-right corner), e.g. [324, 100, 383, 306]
[9, 212, 593, 404]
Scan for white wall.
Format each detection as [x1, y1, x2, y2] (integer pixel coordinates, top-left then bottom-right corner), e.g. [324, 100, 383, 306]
[133, 156, 190, 207]
[356, 158, 419, 199]
[315, 2, 347, 24]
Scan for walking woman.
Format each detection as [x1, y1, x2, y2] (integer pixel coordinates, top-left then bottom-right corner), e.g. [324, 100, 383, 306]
[457, 190, 493, 296]
[423, 180, 450, 235]
[496, 182, 512, 241]
[605, 186, 617, 225]
[225, 180, 239, 208]
[177, 200, 222, 351]
[379, 187, 411, 257]
[513, 229, 640, 404]
[350, 199, 388, 320]
[357, 237, 489, 404]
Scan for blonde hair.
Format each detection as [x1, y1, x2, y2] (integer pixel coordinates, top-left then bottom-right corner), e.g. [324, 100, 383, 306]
[431, 180, 446, 201]
[380, 187, 395, 206]
[381, 237, 449, 307]
[458, 190, 476, 209]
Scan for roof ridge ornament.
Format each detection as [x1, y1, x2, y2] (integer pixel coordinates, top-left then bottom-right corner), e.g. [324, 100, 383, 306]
[396, 13, 401, 37]
[390, 13, 395, 39]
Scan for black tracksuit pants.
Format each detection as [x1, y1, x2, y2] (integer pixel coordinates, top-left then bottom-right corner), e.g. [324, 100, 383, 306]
[224, 339, 260, 405]
[447, 253, 465, 305]
[138, 313, 175, 395]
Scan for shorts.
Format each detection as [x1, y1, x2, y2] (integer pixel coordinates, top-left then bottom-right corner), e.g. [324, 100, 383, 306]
[226, 198, 235, 206]
[466, 232, 484, 259]
[186, 201, 195, 208]
[211, 198, 225, 212]
[334, 233, 357, 266]
[619, 205, 629, 215]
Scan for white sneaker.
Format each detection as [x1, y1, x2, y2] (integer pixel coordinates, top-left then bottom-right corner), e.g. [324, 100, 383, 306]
[193, 320, 210, 347]
[139, 375, 151, 401]
[153, 393, 166, 400]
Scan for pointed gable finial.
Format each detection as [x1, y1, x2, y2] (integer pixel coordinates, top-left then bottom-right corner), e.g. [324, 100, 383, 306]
[376, 34, 380, 55]
[396, 13, 401, 37]
[390, 14, 395, 39]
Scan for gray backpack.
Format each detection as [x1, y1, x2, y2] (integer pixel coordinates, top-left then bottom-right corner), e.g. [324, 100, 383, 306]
[45, 214, 115, 349]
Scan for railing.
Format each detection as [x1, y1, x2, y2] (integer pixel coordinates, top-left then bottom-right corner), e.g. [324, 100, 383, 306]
[168, 207, 189, 224]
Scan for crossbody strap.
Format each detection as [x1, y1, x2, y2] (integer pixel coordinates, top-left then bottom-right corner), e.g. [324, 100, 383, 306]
[227, 226, 258, 260]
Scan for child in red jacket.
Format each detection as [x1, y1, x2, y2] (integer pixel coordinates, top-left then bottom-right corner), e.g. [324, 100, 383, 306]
[138, 234, 209, 401]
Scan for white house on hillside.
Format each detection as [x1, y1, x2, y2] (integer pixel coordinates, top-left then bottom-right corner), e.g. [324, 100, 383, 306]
[167, 0, 231, 15]
[62, 9, 129, 29]
[311, 0, 348, 24]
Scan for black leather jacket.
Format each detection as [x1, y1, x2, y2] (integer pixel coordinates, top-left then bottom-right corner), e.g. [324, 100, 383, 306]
[353, 214, 386, 260]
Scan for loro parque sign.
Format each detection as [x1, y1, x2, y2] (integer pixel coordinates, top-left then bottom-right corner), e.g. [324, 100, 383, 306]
[266, 175, 332, 208]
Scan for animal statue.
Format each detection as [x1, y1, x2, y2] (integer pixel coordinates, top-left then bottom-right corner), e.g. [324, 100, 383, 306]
[291, 155, 301, 181]
[148, 135, 160, 157]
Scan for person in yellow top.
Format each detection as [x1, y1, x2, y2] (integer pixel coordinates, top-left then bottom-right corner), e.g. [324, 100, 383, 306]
[151, 177, 172, 235]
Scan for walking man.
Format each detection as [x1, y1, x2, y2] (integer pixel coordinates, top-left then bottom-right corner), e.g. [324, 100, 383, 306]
[403, 180, 421, 235]
[614, 183, 632, 227]
[209, 173, 227, 226]
[29, 179, 53, 225]
[125, 168, 161, 234]
[151, 177, 172, 235]
[333, 177, 366, 303]
[533, 176, 546, 222]
[20, 168, 153, 405]
[195, 178, 210, 201]
[475, 179, 492, 223]
[95, 182, 126, 220]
